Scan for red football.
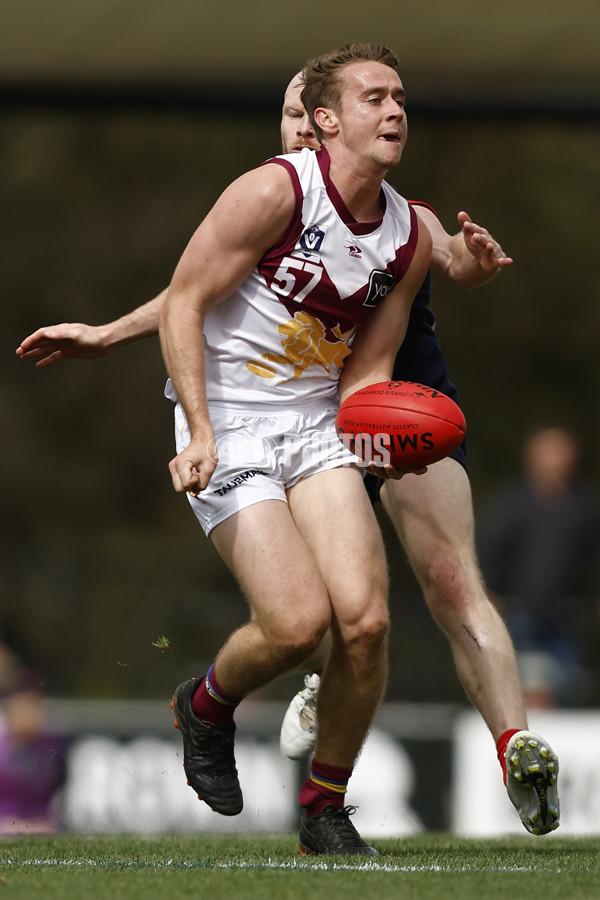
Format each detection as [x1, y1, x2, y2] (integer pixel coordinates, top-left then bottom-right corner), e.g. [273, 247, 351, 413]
[335, 380, 466, 469]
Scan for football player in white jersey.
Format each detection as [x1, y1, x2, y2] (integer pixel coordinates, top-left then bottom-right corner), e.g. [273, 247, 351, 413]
[159, 42, 434, 856]
[16, 55, 559, 844]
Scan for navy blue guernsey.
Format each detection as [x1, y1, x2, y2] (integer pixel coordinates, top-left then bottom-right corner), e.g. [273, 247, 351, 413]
[393, 271, 459, 401]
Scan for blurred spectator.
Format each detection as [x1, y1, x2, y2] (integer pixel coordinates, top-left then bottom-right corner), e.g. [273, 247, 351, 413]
[0, 668, 69, 835]
[0, 643, 21, 695]
[478, 426, 600, 708]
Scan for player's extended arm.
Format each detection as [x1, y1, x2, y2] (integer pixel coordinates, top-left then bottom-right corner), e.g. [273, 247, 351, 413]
[15, 290, 166, 368]
[338, 219, 432, 479]
[339, 219, 432, 401]
[416, 206, 513, 288]
[159, 164, 295, 496]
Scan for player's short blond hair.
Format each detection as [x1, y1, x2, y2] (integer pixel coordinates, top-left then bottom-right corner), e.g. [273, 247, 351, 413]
[301, 42, 399, 141]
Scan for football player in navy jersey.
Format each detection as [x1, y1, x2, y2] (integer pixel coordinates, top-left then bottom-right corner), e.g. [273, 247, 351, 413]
[17, 54, 559, 843]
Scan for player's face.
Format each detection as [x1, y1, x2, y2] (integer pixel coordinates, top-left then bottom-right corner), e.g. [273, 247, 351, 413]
[328, 61, 407, 171]
[280, 75, 320, 154]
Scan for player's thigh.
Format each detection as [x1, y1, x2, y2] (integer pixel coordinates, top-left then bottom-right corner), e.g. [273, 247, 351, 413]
[210, 498, 331, 638]
[287, 466, 389, 625]
[380, 457, 477, 573]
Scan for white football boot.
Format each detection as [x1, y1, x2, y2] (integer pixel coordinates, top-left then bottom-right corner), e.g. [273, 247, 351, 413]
[505, 730, 560, 835]
[279, 673, 320, 760]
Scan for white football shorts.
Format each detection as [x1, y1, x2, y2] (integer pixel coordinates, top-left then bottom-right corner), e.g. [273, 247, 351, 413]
[173, 402, 359, 536]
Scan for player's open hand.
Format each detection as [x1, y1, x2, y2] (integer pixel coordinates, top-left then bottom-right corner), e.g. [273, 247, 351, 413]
[458, 211, 513, 274]
[15, 323, 110, 367]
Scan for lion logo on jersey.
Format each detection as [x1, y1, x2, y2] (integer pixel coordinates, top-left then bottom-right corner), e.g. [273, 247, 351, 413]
[246, 310, 353, 381]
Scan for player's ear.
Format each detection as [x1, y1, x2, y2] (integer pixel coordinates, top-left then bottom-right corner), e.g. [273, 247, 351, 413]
[314, 107, 339, 136]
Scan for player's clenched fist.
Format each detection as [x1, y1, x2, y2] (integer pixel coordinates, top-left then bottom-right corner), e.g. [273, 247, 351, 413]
[168, 436, 217, 496]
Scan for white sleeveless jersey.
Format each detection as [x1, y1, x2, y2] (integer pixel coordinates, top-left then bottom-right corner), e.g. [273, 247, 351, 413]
[165, 147, 418, 413]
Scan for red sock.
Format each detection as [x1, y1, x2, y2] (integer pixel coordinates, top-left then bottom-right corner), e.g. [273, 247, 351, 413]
[496, 728, 522, 784]
[299, 760, 353, 816]
[191, 664, 241, 728]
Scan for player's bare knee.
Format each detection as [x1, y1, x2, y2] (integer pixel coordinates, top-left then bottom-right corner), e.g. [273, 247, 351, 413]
[269, 617, 329, 670]
[423, 557, 487, 627]
[337, 606, 389, 658]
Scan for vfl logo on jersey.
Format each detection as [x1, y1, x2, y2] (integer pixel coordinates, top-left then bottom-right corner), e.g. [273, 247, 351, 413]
[363, 270, 395, 308]
[298, 224, 326, 258]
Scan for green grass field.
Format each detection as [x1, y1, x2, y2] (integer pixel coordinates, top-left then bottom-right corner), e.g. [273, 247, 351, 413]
[1, 833, 600, 899]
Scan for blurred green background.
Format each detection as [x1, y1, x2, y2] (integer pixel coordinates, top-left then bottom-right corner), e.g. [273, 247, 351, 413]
[2, 1, 600, 701]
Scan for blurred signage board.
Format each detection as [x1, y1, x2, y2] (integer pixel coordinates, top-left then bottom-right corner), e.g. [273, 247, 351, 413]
[51, 700, 455, 833]
[62, 728, 428, 837]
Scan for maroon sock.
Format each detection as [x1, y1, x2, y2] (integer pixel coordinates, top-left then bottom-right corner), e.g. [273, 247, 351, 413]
[496, 728, 522, 784]
[299, 760, 353, 816]
[191, 664, 241, 728]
